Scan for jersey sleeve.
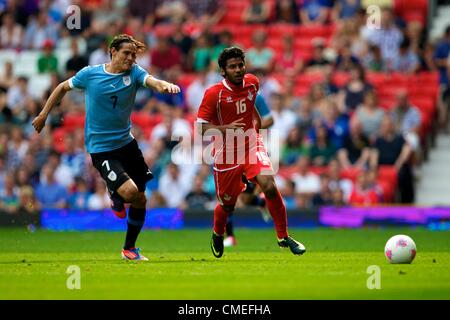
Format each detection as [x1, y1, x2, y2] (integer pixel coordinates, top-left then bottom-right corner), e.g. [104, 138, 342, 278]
[197, 87, 219, 124]
[68, 66, 90, 90]
[254, 93, 272, 120]
[133, 64, 152, 88]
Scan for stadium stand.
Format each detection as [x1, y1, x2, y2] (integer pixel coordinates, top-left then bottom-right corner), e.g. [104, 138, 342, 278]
[0, 0, 448, 217]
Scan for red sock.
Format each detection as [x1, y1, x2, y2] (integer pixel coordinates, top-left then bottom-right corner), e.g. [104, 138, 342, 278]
[213, 204, 228, 236]
[265, 190, 288, 239]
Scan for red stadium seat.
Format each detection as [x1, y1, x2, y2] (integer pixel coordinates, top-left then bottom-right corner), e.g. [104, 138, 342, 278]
[176, 73, 198, 90]
[131, 112, 153, 129]
[62, 113, 85, 129]
[340, 167, 362, 182]
[378, 166, 397, 186]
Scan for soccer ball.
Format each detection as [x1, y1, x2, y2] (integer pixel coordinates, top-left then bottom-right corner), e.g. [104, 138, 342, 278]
[384, 235, 417, 264]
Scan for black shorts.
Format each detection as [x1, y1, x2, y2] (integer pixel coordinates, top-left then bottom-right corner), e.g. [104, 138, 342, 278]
[90, 139, 152, 193]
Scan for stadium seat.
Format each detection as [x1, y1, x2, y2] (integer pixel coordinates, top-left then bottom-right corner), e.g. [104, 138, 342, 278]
[176, 73, 198, 90]
[131, 112, 153, 129]
[62, 113, 85, 129]
[15, 50, 40, 76]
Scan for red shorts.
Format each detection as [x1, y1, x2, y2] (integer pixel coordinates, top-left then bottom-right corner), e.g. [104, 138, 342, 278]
[213, 144, 273, 206]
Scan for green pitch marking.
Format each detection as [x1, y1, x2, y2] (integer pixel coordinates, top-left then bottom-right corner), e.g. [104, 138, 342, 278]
[0, 228, 449, 299]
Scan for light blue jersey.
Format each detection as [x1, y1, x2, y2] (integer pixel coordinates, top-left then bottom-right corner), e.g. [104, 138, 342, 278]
[254, 93, 272, 120]
[69, 64, 150, 153]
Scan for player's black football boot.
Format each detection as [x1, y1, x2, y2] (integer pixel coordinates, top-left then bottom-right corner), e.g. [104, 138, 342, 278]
[211, 232, 224, 258]
[278, 236, 306, 255]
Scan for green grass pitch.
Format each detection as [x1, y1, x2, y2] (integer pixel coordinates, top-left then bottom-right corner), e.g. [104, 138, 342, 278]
[0, 227, 449, 299]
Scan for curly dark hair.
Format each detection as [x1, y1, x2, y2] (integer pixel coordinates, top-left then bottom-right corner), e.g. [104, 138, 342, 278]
[109, 34, 146, 59]
[218, 46, 245, 71]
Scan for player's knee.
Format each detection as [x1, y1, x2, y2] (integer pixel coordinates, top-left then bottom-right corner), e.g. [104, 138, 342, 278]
[134, 193, 147, 208]
[260, 180, 277, 199]
[120, 186, 140, 203]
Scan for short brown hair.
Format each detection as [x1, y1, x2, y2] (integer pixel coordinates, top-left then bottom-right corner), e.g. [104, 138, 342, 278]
[109, 34, 146, 58]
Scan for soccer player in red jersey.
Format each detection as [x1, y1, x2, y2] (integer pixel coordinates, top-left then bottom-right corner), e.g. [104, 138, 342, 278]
[197, 47, 306, 258]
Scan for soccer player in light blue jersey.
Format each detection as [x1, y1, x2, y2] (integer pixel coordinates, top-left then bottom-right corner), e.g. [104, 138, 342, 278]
[32, 34, 181, 261]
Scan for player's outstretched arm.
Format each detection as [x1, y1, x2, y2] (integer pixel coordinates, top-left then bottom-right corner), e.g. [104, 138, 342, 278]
[145, 76, 180, 94]
[32, 80, 72, 133]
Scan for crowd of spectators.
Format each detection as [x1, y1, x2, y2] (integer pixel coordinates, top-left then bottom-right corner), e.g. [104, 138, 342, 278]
[0, 0, 448, 217]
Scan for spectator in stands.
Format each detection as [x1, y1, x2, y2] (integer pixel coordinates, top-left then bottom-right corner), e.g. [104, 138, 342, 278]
[281, 126, 310, 166]
[0, 175, 19, 214]
[150, 35, 182, 77]
[348, 169, 380, 206]
[433, 25, 450, 130]
[148, 191, 167, 209]
[299, 0, 332, 25]
[197, 163, 216, 196]
[309, 123, 337, 166]
[170, 21, 193, 69]
[275, 0, 300, 24]
[362, 7, 403, 69]
[7, 126, 29, 170]
[306, 37, 331, 72]
[316, 99, 349, 149]
[182, 175, 214, 210]
[307, 82, 328, 115]
[337, 64, 373, 113]
[37, 39, 58, 74]
[184, 0, 225, 28]
[0, 61, 15, 91]
[370, 116, 414, 203]
[332, 0, 361, 21]
[23, 10, 58, 50]
[17, 185, 40, 215]
[246, 30, 274, 73]
[87, 178, 110, 210]
[253, 68, 281, 104]
[434, 25, 450, 89]
[88, 36, 109, 66]
[361, 44, 385, 72]
[338, 117, 370, 169]
[0, 12, 23, 49]
[60, 135, 87, 179]
[6, 76, 32, 118]
[274, 34, 303, 76]
[391, 89, 422, 153]
[321, 65, 339, 96]
[296, 96, 321, 132]
[35, 164, 68, 209]
[127, 0, 161, 23]
[391, 38, 419, 74]
[210, 30, 233, 67]
[270, 93, 298, 142]
[158, 162, 191, 208]
[334, 40, 360, 72]
[242, 0, 271, 24]
[282, 76, 302, 111]
[186, 70, 215, 114]
[354, 90, 385, 141]
[45, 149, 74, 189]
[190, 33, 212, 73]
[65, 39, 88, 77]
[68, 177, 91, 210]
[328, 159, 353, 201]
[291, 156, 321, 198]
[312, 173, 333, 206]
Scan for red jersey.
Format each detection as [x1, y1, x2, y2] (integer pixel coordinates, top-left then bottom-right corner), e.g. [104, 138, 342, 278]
[197, 74, 261, 166]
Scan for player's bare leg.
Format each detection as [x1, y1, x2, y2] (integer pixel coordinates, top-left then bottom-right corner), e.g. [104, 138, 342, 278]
[255, 174, 306, 255]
